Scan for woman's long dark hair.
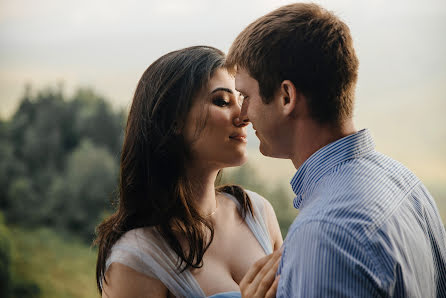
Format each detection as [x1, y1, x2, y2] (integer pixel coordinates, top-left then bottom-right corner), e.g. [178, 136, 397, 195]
[94, 46, 253, 293]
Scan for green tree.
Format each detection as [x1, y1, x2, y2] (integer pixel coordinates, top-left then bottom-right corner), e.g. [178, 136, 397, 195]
[1, 85, 124, 242]
[10, 88, 77, 174]
[0, 120, 26, 211]
[48, 140, 118, 242]
[7, 177, 40, 225]
[72, 88, 125, 157]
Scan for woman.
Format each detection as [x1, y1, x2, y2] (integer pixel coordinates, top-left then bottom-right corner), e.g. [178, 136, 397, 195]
[95, 46, 283, 297]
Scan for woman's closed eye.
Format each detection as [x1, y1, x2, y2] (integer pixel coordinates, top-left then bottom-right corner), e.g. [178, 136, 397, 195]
[213, 98, 230, 107]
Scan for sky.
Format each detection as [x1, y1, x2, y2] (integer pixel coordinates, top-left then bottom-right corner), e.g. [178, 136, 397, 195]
[1, 0, 445, 187]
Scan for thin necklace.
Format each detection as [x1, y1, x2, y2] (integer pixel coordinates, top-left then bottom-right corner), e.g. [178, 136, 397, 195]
[203, 195, 218, 218]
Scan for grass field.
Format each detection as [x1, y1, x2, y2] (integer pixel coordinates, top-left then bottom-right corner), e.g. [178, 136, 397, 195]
[10, 227, 98, 298]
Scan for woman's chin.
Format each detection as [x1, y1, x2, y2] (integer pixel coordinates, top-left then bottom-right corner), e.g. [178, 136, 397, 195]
[225, 152, 248, 168]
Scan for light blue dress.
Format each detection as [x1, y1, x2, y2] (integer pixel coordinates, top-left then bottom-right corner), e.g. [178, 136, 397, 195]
[208, 291, 242, 298]
[105, 190, 273, 297]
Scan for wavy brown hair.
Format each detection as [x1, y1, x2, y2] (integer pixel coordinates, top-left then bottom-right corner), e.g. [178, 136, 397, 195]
[94, 46, 253, 293]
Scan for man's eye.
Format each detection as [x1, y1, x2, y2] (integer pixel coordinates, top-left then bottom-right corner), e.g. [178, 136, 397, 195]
[213, 98, 229, 107]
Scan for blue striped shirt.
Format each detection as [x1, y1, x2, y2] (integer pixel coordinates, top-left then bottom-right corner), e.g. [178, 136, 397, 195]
[277, 129, 446, 297]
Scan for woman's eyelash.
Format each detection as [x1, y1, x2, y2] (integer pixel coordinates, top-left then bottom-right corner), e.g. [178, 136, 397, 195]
[213, 98, 230, 106]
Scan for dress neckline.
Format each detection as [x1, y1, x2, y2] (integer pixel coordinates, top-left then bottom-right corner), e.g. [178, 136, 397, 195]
[180, 192, 270, 297]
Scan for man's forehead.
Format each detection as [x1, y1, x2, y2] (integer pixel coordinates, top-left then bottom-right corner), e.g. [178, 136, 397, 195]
[235, 68, 257, 92]
[235, 66, 249, 78]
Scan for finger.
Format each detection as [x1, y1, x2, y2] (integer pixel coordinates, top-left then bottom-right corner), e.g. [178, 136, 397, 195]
[257, 250, 281, 279]
[265, 275, 280, 298]
[255, 253, 281, 295]
[241, 253, 274, 285]
[248, 250, 281, 292]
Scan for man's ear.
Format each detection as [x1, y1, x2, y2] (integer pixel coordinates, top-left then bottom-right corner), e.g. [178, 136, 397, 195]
[278, 80, 299, 117]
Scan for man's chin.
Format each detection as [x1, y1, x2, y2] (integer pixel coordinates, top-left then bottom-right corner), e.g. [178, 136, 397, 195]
[259, 143, 288, 159]
[259, 143, 273, 157]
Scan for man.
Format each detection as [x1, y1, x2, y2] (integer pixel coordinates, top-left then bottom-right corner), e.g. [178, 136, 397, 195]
[228, 3, 446, 297]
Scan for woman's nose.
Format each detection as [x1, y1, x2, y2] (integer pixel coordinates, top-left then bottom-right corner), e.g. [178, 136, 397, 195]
[233, 116, 249, 127]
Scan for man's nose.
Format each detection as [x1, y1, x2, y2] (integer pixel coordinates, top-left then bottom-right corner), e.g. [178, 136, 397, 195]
[233, 100, 250, 127]
[239, 100, 249, 123]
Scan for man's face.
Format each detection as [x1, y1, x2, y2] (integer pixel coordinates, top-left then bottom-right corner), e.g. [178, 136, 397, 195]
[235, 68, 283, 158]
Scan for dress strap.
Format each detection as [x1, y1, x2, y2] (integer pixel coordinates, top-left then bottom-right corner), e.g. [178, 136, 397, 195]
[223, 190, 273, 254]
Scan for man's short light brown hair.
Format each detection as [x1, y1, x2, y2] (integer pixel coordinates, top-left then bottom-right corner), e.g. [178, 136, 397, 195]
[227, 3, 359, 125]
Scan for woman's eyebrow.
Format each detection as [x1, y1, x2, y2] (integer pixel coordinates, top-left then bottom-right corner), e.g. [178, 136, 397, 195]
[210, 87, 233, 95]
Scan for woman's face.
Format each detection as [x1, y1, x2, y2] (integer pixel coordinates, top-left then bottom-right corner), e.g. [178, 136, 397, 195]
[184, 68, 248, 170]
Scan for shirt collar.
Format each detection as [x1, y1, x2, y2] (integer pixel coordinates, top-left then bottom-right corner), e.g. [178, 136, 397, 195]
[290, 129, 375, 209]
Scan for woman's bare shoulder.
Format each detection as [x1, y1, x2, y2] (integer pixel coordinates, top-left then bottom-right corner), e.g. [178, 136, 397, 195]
[102, 262, 168, 298]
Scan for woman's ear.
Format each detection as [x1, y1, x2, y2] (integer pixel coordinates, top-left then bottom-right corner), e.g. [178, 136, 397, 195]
[279, 80, 299, 117]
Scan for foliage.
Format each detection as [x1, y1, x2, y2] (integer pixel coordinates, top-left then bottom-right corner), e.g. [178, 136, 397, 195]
[48, 140, 118, 241]
[10, 278, 41, 298]
[0, 86, 124, 242]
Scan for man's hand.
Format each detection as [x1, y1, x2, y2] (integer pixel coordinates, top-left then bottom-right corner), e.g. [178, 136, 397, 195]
[240, 249, 282, 298]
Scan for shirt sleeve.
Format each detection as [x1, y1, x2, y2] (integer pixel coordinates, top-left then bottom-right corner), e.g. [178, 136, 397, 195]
[277, 220, 385, 297]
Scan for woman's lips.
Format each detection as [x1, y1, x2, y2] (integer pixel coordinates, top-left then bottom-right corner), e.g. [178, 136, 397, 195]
[229, 133, 247, 143]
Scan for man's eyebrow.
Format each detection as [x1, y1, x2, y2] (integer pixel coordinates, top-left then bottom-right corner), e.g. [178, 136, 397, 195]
[210, 87, 233, 95]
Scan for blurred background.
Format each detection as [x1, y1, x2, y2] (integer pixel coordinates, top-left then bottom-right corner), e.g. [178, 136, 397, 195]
[1, 0, 445, 297]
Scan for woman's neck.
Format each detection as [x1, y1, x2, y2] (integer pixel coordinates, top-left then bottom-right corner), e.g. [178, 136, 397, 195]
[186, 164, 220, 217]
